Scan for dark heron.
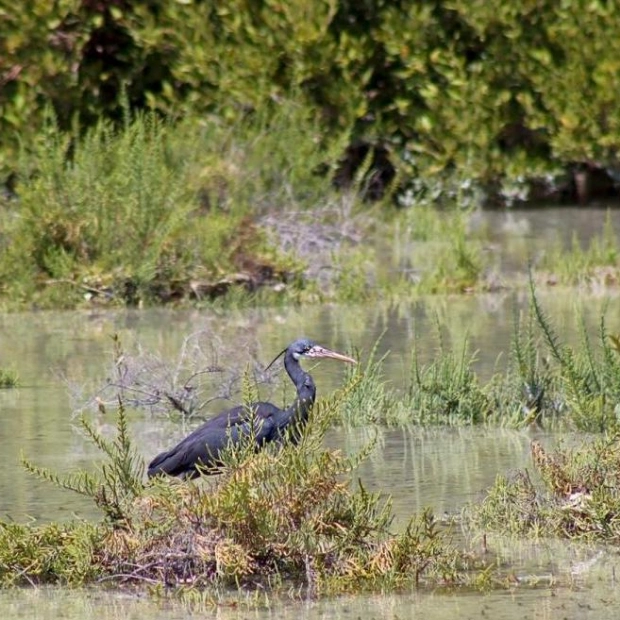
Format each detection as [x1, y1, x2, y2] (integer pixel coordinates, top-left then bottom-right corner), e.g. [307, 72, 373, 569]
[147, 338, 356, 479]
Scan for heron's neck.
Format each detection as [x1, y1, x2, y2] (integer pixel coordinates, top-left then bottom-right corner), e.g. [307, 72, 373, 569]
[284, 353, 317, 423]
[284, 352, 306, 389]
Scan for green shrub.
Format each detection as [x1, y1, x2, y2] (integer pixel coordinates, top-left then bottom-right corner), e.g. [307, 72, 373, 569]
[1, 105, 339, 307]
[3, 1, 620, 193]
[465, 434, 620, 542]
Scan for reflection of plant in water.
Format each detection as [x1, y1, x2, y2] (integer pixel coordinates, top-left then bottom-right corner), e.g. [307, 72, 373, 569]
[0, 367, 18, 388]
[539, 214, 620, 288]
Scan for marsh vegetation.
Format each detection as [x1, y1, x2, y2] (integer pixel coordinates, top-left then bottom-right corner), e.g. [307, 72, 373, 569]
[3, 108, 620, 310]
[3, 285, 620, 603]
[7, 390, 479, 595]
[75, 281, 620, 434]
[3, 2, 620, 617]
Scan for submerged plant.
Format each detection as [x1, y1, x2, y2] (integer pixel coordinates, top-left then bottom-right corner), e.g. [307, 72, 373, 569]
[338, 337, 398, 426]
[540, 213, 620, 288]
[407, 323, 490, 425]
[527, 276, 620, 431]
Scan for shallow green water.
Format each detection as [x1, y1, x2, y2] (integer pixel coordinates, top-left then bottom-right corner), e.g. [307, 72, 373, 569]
[3, 574, 620, 620]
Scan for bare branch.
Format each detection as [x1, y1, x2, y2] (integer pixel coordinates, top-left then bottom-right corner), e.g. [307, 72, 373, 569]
[66, 330, 281, 420]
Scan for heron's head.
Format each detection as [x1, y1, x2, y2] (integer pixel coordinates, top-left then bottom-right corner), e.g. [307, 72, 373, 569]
[266, 338, 356, 369]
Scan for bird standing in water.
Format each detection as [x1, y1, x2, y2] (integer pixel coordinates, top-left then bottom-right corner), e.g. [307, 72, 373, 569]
[147, 338, 356, 479]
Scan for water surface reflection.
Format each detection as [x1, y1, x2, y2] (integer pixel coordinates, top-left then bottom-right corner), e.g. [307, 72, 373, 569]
[2, 573, 620, 620]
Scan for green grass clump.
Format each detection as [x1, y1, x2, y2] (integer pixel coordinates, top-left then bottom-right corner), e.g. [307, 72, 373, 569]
[7, 383, 480, 596]
[389, 205, 486, 295]
[465, 433, 620, 542]
[1, 112, 236, 307]
[539, 213, 620, 288]
[407, 334, 491, 425]
[524, 277, 620, 432]
[477, 284, 620, 431]
[0, 367, 19, 388]
[0, 103, 352, 309]
[338, 339, 399, 425]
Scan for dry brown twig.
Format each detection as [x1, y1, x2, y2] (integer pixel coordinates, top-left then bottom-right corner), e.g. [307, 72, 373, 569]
[65, 330, 279, 421]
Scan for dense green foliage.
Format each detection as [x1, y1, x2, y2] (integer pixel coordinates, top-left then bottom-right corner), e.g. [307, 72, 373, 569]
[2, 1, 620, 195]
[3, 2, 620, 309]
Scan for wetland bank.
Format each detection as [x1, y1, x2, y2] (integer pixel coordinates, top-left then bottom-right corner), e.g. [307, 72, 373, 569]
[4, 135, 620, 615]
[3, 117, 620, 613]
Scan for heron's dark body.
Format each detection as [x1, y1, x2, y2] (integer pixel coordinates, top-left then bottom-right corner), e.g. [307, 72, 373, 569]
[147, 372, 315, 479]
[146, 338, 355, 480]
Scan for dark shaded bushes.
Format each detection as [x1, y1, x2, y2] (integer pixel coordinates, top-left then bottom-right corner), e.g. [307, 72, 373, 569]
[3, 1, 620, 200]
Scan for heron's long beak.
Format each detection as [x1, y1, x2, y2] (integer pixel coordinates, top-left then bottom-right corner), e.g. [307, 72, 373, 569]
[307, 345, 357, 364]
